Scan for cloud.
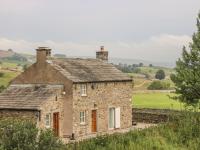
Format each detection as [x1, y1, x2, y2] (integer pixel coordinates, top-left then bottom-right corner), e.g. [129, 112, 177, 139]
[111, 34, 192, 62]
[0, 34, 192, 62]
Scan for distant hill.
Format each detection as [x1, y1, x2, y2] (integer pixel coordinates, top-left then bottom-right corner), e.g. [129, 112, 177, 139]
[109, 57, 175, 68]
[53, 54, 66, 58]
[0, 49, 28, 64]
[0, 49, 15, 58]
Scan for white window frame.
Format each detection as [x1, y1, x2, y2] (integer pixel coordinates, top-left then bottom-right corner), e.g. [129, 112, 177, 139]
[80, 84, 87, 96]
[80, 111, 86, 124]
[45, 113, 51, 128]
[108, 107, 121, 130]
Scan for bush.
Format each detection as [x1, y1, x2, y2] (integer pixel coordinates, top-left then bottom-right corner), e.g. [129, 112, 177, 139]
[148, 80, 170, 90]
[0, 119, 65, 150]
[155, 69, 165, 80]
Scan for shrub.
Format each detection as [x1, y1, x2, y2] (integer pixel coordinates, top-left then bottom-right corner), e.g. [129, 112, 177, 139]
[147, 80, 170, 90]
[0, 119, 65, 150]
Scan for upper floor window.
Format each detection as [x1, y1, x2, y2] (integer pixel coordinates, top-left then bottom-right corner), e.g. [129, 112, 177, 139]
[45, 113, 51, 128]
[80, 84, 87, 96]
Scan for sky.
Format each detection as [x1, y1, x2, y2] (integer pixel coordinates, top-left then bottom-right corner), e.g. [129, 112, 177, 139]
[0, 0, 199, 63]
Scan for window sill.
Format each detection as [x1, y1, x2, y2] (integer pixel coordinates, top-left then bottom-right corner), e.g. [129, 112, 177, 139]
[80, 122, 86, 126]
[81, 94, 87, 97]
[108, 127, 120, 130]
[46, 126, 51, 129]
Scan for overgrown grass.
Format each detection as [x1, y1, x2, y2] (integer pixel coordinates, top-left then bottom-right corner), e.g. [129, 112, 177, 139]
[66, 112, 200, 150]
[133, 93, 183, 110]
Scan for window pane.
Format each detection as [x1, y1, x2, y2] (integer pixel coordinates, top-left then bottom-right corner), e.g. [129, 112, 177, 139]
[80, 111, 86, 123]
[109, 108, 115, 128]
[81, 84, 87, 96]
[45, 114, 51, 127]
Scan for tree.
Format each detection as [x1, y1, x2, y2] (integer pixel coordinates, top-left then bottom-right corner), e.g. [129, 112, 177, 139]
[23, 64, 27, 71]
[171, 12, 200, 108]
[155, 69, 165, 80]
[139, 63, 143, 67]
[149, 64, 153, 67]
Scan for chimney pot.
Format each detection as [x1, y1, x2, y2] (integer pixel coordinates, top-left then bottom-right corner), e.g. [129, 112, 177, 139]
[96, 46, 108, 62]
[36, 47, 51, 63]
[100, 46, 104, 51]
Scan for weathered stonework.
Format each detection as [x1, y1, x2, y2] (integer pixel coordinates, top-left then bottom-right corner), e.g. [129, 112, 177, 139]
[11, 62, 73, 136]
[38, 90, 65, 137]
[132, 108, 174, 123]
[72, 81, 133, 139]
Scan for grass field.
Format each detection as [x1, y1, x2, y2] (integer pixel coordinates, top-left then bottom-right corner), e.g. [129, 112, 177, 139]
[133, 92, 183, 110]
[0, 62, 18, 68]
[0, 71, 19, 87]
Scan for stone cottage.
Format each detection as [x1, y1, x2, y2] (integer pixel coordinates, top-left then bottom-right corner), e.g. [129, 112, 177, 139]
[0, 46, 133, 141]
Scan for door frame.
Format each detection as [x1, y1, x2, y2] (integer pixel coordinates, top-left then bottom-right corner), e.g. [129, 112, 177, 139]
[53, 112, 59, 136]
[91, 109, 98, 133]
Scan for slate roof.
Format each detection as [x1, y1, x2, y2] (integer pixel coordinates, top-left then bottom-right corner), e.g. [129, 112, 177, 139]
[47, 58, 132, 83]
[0, 84, 63, 110]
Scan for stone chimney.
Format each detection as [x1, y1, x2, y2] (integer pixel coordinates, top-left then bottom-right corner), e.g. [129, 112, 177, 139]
[96, 46, 108, 61]
[36, 47, 51, 63]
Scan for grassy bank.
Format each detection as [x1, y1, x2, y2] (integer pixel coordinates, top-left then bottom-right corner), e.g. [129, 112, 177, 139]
[132, 92, 183, 110]
[66, 112, 200, 150]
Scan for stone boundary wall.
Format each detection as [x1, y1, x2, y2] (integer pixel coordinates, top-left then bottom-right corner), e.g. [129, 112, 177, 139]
[132, 108, 179, 124]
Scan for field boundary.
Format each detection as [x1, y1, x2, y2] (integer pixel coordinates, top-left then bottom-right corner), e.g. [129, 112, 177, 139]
[132, 108, 179, 124]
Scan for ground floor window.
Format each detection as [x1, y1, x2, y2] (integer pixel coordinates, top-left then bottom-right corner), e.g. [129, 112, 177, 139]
[45, 113, 51, 128]
[109, 107, 120, 129]
[80, 111, 86, 124]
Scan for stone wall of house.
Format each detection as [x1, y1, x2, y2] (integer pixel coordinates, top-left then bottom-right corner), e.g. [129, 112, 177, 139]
[0, 110, 38, 122]
[72, 81, 133, 139]
[11, 62, 73, 136]
[38, 91, 65, 138]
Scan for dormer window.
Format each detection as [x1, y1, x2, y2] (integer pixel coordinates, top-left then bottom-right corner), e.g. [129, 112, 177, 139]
[80, 84, 87, 96]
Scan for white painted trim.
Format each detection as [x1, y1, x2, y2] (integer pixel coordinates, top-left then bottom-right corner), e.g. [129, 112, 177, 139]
[115, 107, 120, 128]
